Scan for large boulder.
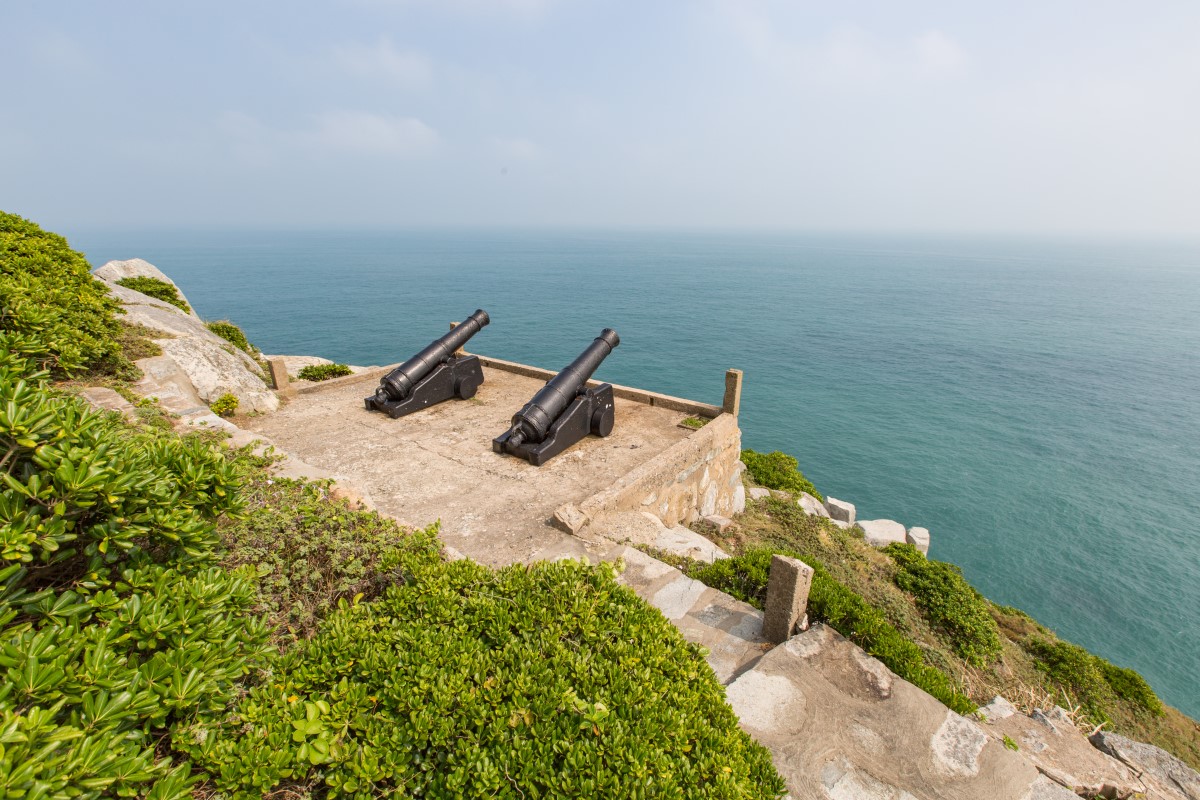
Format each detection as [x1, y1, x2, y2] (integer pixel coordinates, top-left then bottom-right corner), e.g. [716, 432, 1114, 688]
[858, 519, 908, 548]
[906, 526, 931, 556]
[101, 279, 279, 414]
[94, 258, 201, 320]
[796, 492, 830, 518]
[825, 496, 856, 524]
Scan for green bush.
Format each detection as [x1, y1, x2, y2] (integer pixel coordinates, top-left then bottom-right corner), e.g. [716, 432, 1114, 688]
[116, 276, 190, 313]
[297, 363, 352, 382]
[184, 557, 786, 798]
[206, 320, 254, 353]
[689, 547, 975, 715]
[220, 471, 443, 644]
[0, 334, 269, 798]
[210, 392, 239, 417]
[741, 449, 823, 501]
[0, 211, 126, 376]
[884, 543, 1002, 667]
[1025, 638, 1163, 719]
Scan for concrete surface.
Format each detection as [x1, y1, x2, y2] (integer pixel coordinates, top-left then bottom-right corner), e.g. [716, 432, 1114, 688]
[242, 366, 695, 567]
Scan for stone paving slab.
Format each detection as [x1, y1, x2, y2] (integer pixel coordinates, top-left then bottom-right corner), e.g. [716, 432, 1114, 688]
[242, 365, 692, 566]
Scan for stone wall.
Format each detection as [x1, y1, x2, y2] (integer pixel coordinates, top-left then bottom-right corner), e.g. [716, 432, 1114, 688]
[555, 412, 745, 533]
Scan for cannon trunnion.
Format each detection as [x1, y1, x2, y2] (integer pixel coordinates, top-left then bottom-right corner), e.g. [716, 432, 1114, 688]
[365, 309, 490, 419]
[494, 329, 619, 466]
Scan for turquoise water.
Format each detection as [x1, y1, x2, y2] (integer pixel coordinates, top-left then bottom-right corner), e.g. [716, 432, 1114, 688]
[73, 229, 1200, 717]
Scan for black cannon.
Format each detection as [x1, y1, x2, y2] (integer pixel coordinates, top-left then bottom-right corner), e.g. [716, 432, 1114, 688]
[493, 328, 619, 466]
[365, 309, 490, 419]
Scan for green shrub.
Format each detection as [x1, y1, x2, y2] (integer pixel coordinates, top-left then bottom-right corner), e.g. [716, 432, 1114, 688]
[206, 320, 254, 353]
[1025, 638, 1163, 719]
[0, 335, 269, 798]
[220, 471, 443, 644]
[689, 547, 974, 714]
[884, 543, 1002, 667]
[297, 362, 352, 382]
[741, 449, 823, 501]
[210, 392, 239, 417]
[116, 276, 190, 313]
[184, 556, 786, 798]
[0, 211, 126, 376]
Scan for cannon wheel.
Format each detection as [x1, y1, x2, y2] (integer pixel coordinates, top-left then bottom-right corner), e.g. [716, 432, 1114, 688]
[590, 407, 615, 437]
[455, 374, 481, 400]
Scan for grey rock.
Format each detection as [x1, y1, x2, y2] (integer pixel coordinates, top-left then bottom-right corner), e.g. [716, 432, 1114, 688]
[978, 696, 1018, 721]
[858, 519, 908, 548]
[95, 258, 201, 319]
[825, 496, 856, 524]
[748, 487, 772, 501]
[1090, 731, 1200, 800]
[796, 492, 830, 518]
[906, 526, 931, 556]
[701, 514, 734, 534]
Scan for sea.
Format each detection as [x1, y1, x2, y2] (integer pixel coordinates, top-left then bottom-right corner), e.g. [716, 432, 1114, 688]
[71, 228, 1200, 718]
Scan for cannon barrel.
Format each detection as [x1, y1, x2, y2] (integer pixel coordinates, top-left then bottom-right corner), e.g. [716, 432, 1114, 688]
[505, 328, 619, 447]
[375, 309, 490, 402]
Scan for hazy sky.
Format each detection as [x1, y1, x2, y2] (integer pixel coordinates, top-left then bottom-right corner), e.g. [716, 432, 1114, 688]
[4, 1, 1199, 235]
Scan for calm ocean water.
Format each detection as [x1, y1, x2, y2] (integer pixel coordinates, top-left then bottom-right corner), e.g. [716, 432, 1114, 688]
[72, 229, 1200, 718]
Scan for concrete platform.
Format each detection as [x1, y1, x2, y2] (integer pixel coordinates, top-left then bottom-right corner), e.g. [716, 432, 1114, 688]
[242, 364, 696, 566]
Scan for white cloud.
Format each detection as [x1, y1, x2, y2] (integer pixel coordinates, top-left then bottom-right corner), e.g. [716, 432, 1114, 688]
[330, 39, 432, 88]
[307, 110, 439, 156]
[914, 30, 967, 76]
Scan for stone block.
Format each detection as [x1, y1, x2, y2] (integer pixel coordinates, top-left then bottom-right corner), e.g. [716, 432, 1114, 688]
[906, 526, 931, 556]
[722, 368, 742, 416]
[748, 487, 772, 501]
[267, 359, 292, 393]
[701, 514, 734, 534]
[763, 555, 814, 644]
[796, 492, 830, 518]
[552, 503, 588, 534]
[825, 496, 856, 524]
[858, 519, 908, 548]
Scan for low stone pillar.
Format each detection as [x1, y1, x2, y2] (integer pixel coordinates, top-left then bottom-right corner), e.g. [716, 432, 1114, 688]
[763, 554, 815, 644]
[267, 359, 292, 395]
[723, 368, 743, 416]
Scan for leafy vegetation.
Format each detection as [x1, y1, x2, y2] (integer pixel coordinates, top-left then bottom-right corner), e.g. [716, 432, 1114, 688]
[884, 543, 1002, 667]
[740, 449, 823, 501]
[686, 547, 975, 714]
[219, 471, 442, 645]
[186, 555, 784, 798]
[206, 320, 254, 354]
[0, 333, 268, 798]
[0, 211, 127, 377]
[116, 275, 190, 313]
[297, 363, 352, 382]
[210, 392, 239, 417]
[1024, 638, 1164, 719]
[680, 416, 708, 430]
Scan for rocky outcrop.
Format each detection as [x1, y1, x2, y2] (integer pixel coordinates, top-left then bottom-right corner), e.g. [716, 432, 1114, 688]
[725, 624, 1077, 799]
[95, 258, 201, 320]
[96, 271, 279, 414]
[1091, 732, 1200, 800]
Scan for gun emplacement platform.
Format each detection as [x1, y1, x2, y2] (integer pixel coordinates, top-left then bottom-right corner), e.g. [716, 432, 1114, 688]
[242, 355, 744, 568]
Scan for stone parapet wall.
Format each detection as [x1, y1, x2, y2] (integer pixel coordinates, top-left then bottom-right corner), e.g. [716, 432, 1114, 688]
[556, 413, 745, 533]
